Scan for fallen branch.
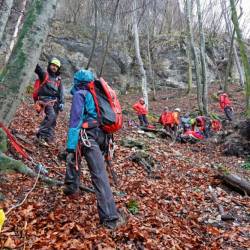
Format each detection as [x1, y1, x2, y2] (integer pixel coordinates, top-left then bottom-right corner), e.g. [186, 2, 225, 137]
[208, 186, 234, 221]
[0, 152, 95, 193]
[13, 133, 33, 146]
[218, 172, 250, 196]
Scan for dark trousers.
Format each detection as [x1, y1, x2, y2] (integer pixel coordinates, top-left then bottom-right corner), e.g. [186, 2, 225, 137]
[37, 103, 59, 141]
[64, 127, 118, 223]
[138, 114, 148, 126]
[224, 106, 233, 121]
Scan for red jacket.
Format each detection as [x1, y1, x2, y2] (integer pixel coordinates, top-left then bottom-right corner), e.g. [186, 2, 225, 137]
[219, 94, 231, 109]
[159, 112, 174, 126]
[133, 102, 148, 115]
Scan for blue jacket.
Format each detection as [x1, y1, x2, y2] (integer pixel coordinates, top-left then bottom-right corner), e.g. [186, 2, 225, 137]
[66, 69, 97, 151]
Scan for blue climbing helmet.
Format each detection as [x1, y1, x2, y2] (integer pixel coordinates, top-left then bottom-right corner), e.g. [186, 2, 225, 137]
[71, 69, 94, 95]
[73, 69, 94, 85]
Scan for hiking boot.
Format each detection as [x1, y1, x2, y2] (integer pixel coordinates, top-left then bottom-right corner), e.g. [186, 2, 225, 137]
[102, 212, 126, 230]
[63, 184, 79, 196]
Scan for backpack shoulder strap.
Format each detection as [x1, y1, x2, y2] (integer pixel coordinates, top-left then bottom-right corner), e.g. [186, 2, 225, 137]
[41, 72, 49, 85]
[86, 81, 101, 117]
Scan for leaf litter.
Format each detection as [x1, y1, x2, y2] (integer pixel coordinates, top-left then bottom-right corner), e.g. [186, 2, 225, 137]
[0, 84, 249, 249]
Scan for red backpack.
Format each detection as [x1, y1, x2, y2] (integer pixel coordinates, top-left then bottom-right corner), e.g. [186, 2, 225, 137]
[32, 73, 49, 102]
[86, 78, 123, 134]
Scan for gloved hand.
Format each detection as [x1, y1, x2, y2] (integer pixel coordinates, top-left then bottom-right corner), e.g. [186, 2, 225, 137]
[59, 103, 64, 111]
[66, 152, 75, 165]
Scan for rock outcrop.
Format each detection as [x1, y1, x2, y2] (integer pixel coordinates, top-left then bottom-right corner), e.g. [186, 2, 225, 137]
[39, 21, 240, 91]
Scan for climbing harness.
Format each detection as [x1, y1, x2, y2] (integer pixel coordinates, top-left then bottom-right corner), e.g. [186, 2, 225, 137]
[74, 129, 91, 171]
[35, 99, 57, 116]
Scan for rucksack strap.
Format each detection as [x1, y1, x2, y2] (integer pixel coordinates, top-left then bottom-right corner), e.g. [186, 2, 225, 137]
[87, 81, 101, 118]
[41, 72, 49, 85]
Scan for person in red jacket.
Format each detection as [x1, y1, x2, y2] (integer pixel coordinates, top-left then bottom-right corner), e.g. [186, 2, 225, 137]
[159, 107, 175, 132]
[132, 98, 149, 127]
[219, 92, 233, 121]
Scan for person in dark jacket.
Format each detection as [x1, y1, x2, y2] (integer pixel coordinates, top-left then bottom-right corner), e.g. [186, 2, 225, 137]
[34, 58, 64, 144]
[64, 69, 120, 229]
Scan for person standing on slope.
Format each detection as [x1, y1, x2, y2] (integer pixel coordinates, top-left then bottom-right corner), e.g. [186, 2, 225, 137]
[33, 58, 64, 145]
[219, 92, 233, 121]
[64, 69, 121, 229]
[132, 98, 149, 127]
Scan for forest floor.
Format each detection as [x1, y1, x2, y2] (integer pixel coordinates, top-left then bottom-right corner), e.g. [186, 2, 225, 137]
[0, 83, 249, 249]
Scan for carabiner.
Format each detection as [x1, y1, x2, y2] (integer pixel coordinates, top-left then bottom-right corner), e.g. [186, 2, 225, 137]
[80, 129, 92, 148]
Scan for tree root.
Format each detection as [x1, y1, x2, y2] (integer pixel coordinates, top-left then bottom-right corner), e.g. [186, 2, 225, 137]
[0, 152, 94, 193]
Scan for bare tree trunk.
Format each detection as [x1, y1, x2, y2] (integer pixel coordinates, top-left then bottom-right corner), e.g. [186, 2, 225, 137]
[230, 0, 250, 117]
[5, 0, 27, 64]
[86, 0, 98, 69]
[0, 0, 14, 42]
[133, 0, 148, 107]
[184, 0, 193, 94]
[168, 8, 174, 34]
[99, 0, 120, 76]
[0, 0, 58, 125]
[147, 15, 156, 100]
[196, 0, 208, 115]
[186, 0, 203, 113]
[159, 1, 168, 35]
[221, 0, 244, 87]
[187, 46, 193, 94]
[224, 29, 235, 93]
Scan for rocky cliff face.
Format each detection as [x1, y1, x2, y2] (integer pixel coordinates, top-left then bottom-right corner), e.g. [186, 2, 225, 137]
[39, 20, 239, 92]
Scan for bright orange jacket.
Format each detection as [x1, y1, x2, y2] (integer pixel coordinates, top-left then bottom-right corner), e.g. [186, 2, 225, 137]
[159, 112, 175, 126]
[172, 111, 180, 125]
[133, 102, 148, 115]
[219, 94, 231, 109]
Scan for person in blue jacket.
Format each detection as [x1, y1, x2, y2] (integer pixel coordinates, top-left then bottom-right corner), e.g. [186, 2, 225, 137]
[64, 69, 120, 229]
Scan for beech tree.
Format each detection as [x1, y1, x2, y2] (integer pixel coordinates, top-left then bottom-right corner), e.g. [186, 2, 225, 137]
[0, 0, 58, 125]
[230, 0, 250, 117]
[186, 0, 204, 113]
[0, 0, 14, 42]
[132, 0, 148, 107]
[184, 0, 193, 94]
[196, 0, 208, 115]
[99, 0, 120, 76]
[221, 0, 244, 89]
